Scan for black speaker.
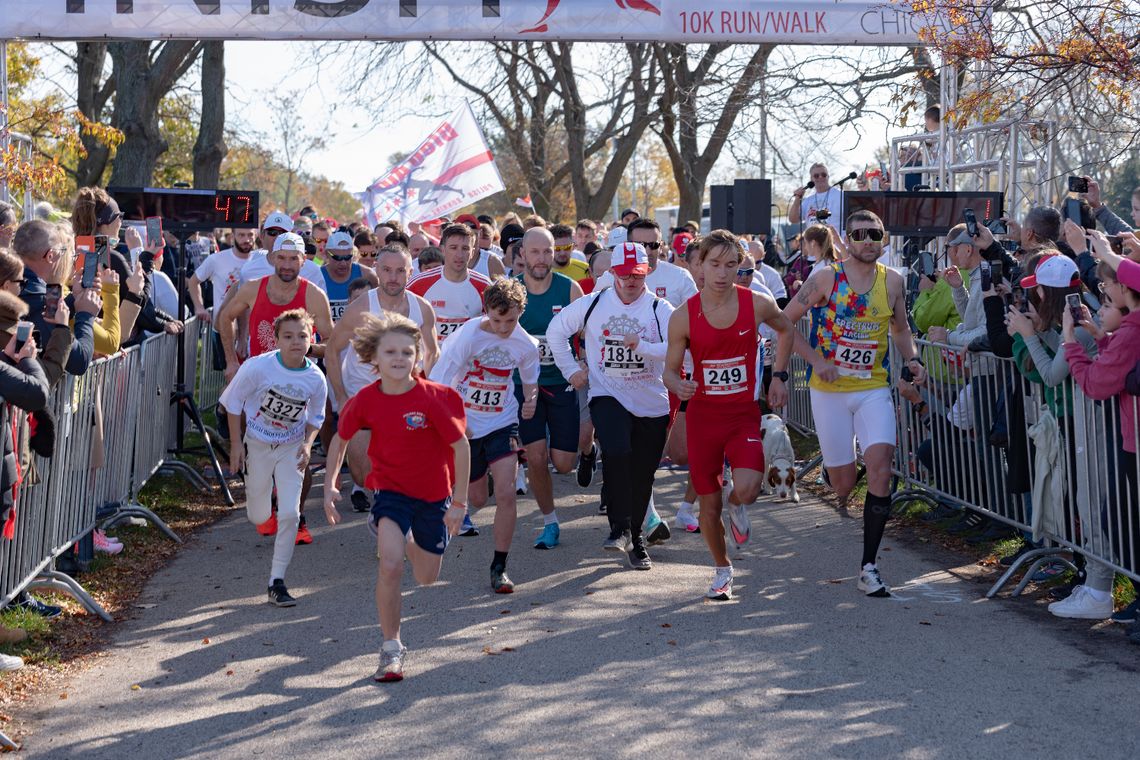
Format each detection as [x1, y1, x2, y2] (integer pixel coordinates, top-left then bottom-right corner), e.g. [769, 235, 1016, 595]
[710, 185, 734, 231]
[732, 179, 772, 235]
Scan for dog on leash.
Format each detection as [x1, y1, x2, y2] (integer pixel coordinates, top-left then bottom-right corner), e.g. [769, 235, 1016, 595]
[760, 414, 799, 503]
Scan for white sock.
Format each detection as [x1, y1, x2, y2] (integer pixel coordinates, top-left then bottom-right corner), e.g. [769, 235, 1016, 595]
[543, 512, 559, 526]
[1084, 587, 1111, 602]
[715, 564, 733, 576]
[381, 638, 402, 652]
[352, 483, 365, 495]
[678, 501, 694, 515]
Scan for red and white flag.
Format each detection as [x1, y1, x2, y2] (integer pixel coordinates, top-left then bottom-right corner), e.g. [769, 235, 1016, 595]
[358, 102, 505, 226]
[515, 195, 534, 209]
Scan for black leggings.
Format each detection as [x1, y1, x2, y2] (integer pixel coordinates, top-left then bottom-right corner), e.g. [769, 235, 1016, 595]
[590, 396, 669, 538]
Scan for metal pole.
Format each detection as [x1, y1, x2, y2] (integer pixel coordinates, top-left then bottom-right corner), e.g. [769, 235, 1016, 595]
[1, 40, 10, 205]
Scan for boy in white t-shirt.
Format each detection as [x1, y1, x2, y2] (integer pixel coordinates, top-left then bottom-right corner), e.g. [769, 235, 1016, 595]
[220, 309, 328, 607]
[429, 278, 540, 593]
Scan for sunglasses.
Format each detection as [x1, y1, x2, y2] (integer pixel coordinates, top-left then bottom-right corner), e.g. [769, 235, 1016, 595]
[329, 253, 354, 262]
[264, 228, 287, 236]
[849, 228, 885, 242]
[811, 172, 829, 179]
[737, 268, 755, 278]
[358, 251, 378, 259]
[6, 278, 26, 286]
[639, 241, 662, 250]
[615, 273, 646, 281]
[553, 244, 574, 252]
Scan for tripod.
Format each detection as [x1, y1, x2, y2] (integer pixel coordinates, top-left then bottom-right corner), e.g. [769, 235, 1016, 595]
[165, 229, 234, 506]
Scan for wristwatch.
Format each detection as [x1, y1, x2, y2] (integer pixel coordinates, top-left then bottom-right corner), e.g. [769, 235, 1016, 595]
[772, 370, 790, 382]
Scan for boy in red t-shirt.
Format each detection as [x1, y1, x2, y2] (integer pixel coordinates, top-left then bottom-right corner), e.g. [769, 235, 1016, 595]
[323, 313, 470, 683]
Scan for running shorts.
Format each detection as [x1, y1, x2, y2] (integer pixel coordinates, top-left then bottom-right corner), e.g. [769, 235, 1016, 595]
[371, 490, 450, 556]
[468, 423, 520, 482]
[809, 387, 896, 467]
[515, 382, 580, 453]
[685, 406, 765, 495]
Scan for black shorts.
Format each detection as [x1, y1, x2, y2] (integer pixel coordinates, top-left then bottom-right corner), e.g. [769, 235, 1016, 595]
[371, 490, 450, 556]
[469, 424, 519, 482]
[515, 382, 580, 453]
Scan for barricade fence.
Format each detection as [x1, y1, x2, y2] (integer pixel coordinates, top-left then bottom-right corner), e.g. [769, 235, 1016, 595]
[781, 319, 1140, 590]
[0, 324, 202, 615]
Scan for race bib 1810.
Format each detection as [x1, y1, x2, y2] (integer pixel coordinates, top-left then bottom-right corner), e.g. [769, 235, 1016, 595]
[602, 337, 644, 377]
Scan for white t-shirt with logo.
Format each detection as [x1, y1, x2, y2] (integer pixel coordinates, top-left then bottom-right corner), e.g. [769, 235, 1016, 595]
[219, 351, 328, 445]
[594, 258, 697, 308]
[194, 248, 252, 319]
[547, 288, 674, 418]
[239, 250, 328, 292]
[428, 317, 541, 439]
[407, 269, 490, 343]
[799, 187, 845, 234]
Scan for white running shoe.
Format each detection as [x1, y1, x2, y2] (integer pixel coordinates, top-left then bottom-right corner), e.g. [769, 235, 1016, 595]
[375, 640, 407, 682]
[0, 653, 24, 671]
[857, 563, 890, 597]
[727, 502, 751, 546]
[706, 567, 734, 600]
[674, 503, 700, 533]
[1048, 586, 1113, 619]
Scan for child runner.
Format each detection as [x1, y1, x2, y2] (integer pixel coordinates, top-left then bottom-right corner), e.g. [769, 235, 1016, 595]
[221, 309, 327, 607]
[323, 313, 471, 682]
[429, 278, 541, 592]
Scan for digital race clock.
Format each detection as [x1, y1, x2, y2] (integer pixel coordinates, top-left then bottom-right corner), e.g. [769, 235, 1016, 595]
[107, 187, 261, 232]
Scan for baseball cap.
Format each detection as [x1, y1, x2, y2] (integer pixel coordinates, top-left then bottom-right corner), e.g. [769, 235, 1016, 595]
[620, 208, 639, 220]
[605, 226, 628, 249]
[500, 223, 525, 250]
[263, 211, 294, 232]
[455, 213, 479, 228]
[610, 242, 650, 277]
[671, 232, 693, 260]
[273, 232, 306, 253]
[1020, 253, 1079, 289]
[946, 224, 973, 247]
[326, 231, 354, 252]
[421, 218, 444, 228]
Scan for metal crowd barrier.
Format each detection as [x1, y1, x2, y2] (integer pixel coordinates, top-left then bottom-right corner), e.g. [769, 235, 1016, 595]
[781, 325, 1140, 596]
[0, 327, 199, 621]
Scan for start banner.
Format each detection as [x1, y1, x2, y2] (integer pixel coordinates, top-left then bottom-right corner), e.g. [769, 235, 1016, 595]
[0, 1, 973, 45]
[357, 101, 505, 226]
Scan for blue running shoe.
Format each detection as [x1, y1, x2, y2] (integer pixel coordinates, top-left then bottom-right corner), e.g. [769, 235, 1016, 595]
[534, 523, 560, 549]
[460, 511, 479, 537]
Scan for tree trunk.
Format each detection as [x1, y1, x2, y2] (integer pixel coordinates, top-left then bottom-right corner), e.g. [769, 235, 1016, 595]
[74, 42, 113, 188]
[107, 40, 202, 188]
[193, 41, 227, 189]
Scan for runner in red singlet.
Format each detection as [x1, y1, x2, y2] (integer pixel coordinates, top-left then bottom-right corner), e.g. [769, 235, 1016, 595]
[663, 229, 794, 600]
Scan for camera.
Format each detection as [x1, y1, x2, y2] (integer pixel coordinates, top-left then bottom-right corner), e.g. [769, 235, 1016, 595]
[814, 208, 831, 221]
[1068, 176, 1089, 194]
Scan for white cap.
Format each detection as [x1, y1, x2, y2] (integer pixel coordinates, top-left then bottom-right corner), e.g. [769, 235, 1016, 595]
[273, 232, 305, 253]
[606, 226, 628, 249]
[263, 212, 294, 232]
[326, 231, 354, 251]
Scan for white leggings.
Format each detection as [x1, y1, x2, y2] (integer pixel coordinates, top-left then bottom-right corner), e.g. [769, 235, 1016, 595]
[245, 437, 304, 585]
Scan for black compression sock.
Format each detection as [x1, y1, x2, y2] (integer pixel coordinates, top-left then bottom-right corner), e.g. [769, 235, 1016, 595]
[298, 514, 306, 527]
[861, 493, 892, 567]
[492, 550, 508, 571]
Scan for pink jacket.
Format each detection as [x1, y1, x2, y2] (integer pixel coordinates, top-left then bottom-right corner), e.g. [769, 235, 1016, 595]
[1065, 264, 1140, 452]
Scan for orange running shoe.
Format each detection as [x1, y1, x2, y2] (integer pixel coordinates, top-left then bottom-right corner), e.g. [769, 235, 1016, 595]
[295, 521, 313, 545]
[256, 513, 278, 536]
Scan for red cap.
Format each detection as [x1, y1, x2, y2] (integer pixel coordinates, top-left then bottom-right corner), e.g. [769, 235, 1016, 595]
[610, 242, 650, 277]
[455, 213, 479, 228]
[672, 232, 693, 260]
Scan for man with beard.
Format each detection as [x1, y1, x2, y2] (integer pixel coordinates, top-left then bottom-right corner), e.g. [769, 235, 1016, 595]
[217, 232, 336, 544]
[782, 210, 926, 598]
[514, 227, 585, 549]
[550, 224, 590, 282]
[326, 245, 439, 513]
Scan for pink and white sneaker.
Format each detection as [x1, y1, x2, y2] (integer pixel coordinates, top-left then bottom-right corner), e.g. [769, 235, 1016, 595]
[94, 529, 123, 555]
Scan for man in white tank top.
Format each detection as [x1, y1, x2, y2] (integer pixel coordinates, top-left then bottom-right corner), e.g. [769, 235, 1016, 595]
[469, 245, 505, 280]
[325, 245, 439, 512]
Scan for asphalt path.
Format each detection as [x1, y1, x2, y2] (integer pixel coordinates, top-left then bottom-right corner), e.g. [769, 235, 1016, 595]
[19, 465, 1140, 758]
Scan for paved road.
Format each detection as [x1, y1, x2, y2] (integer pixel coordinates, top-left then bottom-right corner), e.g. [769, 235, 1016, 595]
[20, 466, 1140, 759]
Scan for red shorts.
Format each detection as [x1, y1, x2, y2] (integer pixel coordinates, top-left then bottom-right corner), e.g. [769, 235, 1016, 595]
[668, 390, 682, 430]
[685, 405, 765, 495]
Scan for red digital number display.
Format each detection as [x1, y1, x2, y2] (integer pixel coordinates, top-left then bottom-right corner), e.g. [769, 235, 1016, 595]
[213, 194, 254, 223]
[214, 194, 232, 220]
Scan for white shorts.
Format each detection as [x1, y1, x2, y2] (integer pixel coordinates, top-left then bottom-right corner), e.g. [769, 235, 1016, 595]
[809, 387, 896, 467]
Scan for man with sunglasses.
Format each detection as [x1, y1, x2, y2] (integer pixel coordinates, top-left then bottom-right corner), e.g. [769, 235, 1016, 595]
[321, 231, 378, 323]
[237, 213, 327, 292]
[782, 210, 926, 598]
[550, 224, 590, 281]
[353, 230, 379, 268]
[789, 163, 846, 235]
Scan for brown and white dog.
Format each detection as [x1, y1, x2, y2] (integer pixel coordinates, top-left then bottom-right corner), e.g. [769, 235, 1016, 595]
[760, 414, 799, 503]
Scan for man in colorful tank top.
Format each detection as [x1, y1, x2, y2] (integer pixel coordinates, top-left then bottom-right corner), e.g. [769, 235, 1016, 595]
[663, 229, 795, 601]
[782, 210, 926, 598]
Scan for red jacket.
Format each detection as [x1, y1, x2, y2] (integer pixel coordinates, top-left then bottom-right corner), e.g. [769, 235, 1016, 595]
[1065, 307, 1140, 453]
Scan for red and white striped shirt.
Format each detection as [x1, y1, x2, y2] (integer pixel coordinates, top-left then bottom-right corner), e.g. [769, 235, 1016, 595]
[408, 269, 490, 343]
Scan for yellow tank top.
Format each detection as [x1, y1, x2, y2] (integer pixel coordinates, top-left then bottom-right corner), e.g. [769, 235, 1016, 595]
[808, 262, 892, 392]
